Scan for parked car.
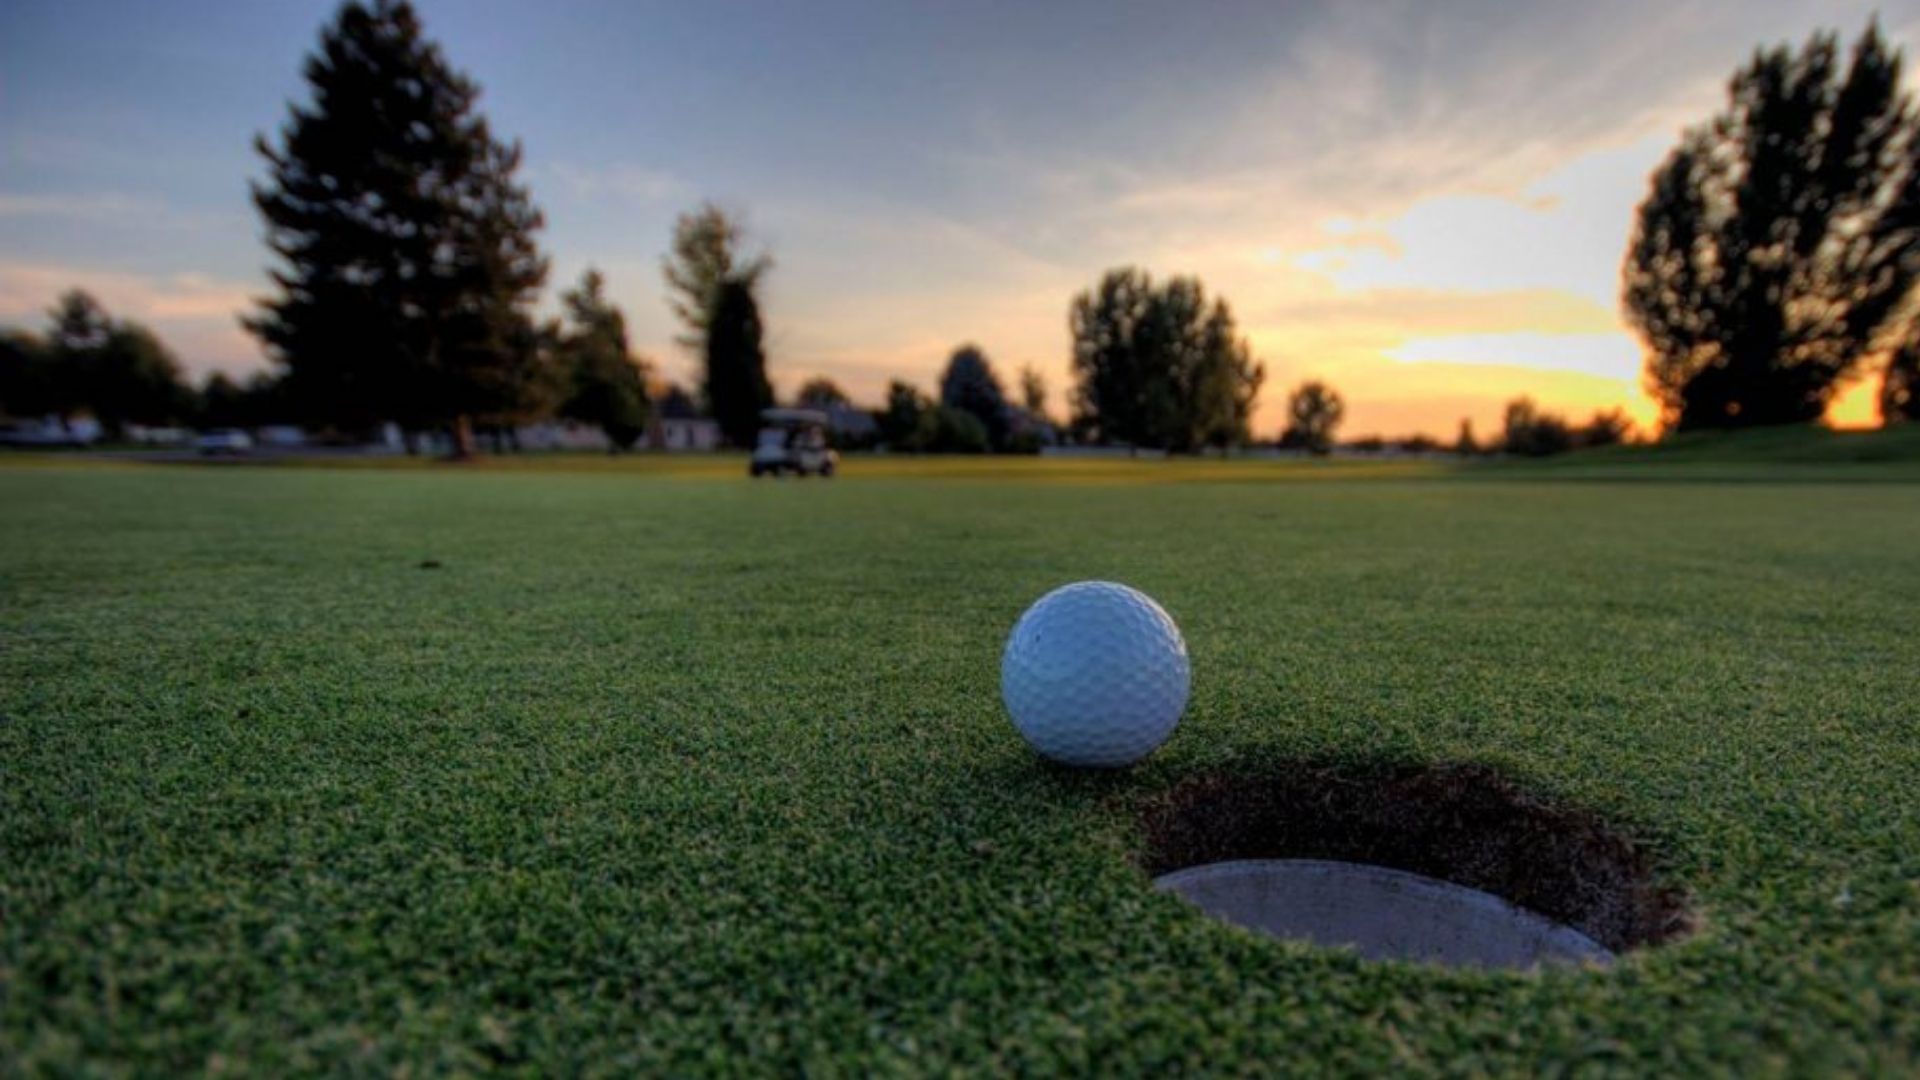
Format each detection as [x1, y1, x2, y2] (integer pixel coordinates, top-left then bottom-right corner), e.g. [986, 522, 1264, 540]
[195, 429, 255, 455]
[749, 408, 838, 477]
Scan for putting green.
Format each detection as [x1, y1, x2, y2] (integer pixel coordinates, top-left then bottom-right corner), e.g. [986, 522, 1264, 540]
[3, 457, 1916, 1072]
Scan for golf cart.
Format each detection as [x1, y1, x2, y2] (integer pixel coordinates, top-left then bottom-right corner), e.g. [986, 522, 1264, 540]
[749, 408, 839, 478]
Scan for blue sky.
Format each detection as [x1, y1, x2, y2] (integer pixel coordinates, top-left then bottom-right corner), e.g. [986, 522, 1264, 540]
[3, 0, 1915, 434]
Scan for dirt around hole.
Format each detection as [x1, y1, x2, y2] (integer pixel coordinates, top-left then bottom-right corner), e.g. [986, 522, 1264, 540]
[1135, 760, 1695, 953]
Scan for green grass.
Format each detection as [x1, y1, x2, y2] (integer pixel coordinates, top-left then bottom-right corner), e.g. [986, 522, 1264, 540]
[3, 458, 1917, 1073]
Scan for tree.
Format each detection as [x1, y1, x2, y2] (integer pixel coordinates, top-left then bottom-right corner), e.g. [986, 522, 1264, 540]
[90, 324, 193, 434]
[1883, 338, 1920, 423]
[1019, 365, 1048, 417]
[1279, 380, 1345, 455]
[1624, 22, 1920, 432]
[797, 377, 849, 409]
[32, 290, 190, 435]
[1502, 398, 1574, 457]
[0, 329, 56, 420]
[47, 290, 112, 358]
[199, 373, 242, 427]
[1069, 268, 1264, 451]
[656, 383, 700, 420]
[939, 345, 1009, 448]
[1453, 418, 1479, 456]
[247, 0, 548, 456]
[912, 405, 990, 453]
[555, 269, 649, 450]
[879, 379, 927, 447]
[662, 204, 771, 351]
[704, 278, 773, 446]
[475, 316, 567, 449]
[1580, 409, 1632, 448]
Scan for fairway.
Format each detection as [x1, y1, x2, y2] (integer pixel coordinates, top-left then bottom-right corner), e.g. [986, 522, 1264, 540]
[4, 460, 1917, 1073]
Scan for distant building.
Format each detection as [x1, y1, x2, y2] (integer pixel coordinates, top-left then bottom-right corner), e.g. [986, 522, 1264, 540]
[0, 416, 100, 447]
[824, 404, 878, 445]
[653, 417, 721, 451]
[648, 385, 722, 451]
[516, 420, 612, 451]
[124, 424, 192, 446]
[1003, 405, 1058, 446]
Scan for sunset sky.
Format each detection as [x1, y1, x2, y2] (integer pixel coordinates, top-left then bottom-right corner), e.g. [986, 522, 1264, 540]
[4, 0, 1916, 437]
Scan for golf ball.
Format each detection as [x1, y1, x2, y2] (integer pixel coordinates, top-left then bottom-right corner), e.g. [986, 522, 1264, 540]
[1000, 581, 1191, 768]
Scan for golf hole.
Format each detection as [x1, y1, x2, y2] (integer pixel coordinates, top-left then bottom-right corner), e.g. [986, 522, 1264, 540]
[1137, 761, 1694, 971]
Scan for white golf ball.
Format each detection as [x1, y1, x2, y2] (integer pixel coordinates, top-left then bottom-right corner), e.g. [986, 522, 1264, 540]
[1000, 581, 1191, 768]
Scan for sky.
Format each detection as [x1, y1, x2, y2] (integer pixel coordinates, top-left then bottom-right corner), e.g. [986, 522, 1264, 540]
[3, 0, 1917, 438]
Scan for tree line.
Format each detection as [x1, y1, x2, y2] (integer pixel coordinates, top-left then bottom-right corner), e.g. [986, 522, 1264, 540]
[0, 291, 195, 438]
[5, 6, 1918, 452]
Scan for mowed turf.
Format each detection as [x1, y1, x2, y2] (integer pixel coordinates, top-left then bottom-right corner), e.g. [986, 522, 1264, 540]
[3, 458, 1917, 1073]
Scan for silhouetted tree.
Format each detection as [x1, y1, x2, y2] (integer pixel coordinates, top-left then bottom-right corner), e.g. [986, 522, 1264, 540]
[913, 405, 990, 453]
[89, 324, 193, 435]
[28, 291, 191, 435]
[555, 269, 648, 450]
[1019, 365, 1047, 417]
[1502, 398, 1574, 457]
[198, 373, 246, 428]
[1453, 418, 1479, 456]
[1280, 380, 1345, 455]
[704, 278, 773, 446]
[662, 204, 771, 351]
[480, 316, 569, 449]
[656, 383, 700, 420]
[0, 329, 59, 421]
[47, 290, 112, 359]
[939, 345, 1008, 448]
[797, 377, 849, 409]
[1069, 268, 1264, 450]
[1883, 338, 1920, 423]
[197, 370, 296, 429]
[248, 0, 547, 455]
[879, 379, 927, 447]
[1580, 409, 1633, 448]
[1624, 22, 1920, 432]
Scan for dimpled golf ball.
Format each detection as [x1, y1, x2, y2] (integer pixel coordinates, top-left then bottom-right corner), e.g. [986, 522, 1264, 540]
[1001, 581, 1191, 767]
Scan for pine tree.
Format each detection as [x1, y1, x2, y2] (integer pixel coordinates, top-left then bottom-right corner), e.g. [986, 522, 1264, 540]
[704, 279, 773, 447]
[247, 0, 547, 455]
[1624, 22, 1920, 431]
[662, 204, 770, 351]
[556, 269, 650, 450]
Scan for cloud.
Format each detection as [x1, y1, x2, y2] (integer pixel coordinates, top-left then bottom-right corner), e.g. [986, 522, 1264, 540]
[0, 190, 244, 233]
[542, 162, 687, 204]
[0, 192, 151, 219]
[1387, 333, 1644, 382]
